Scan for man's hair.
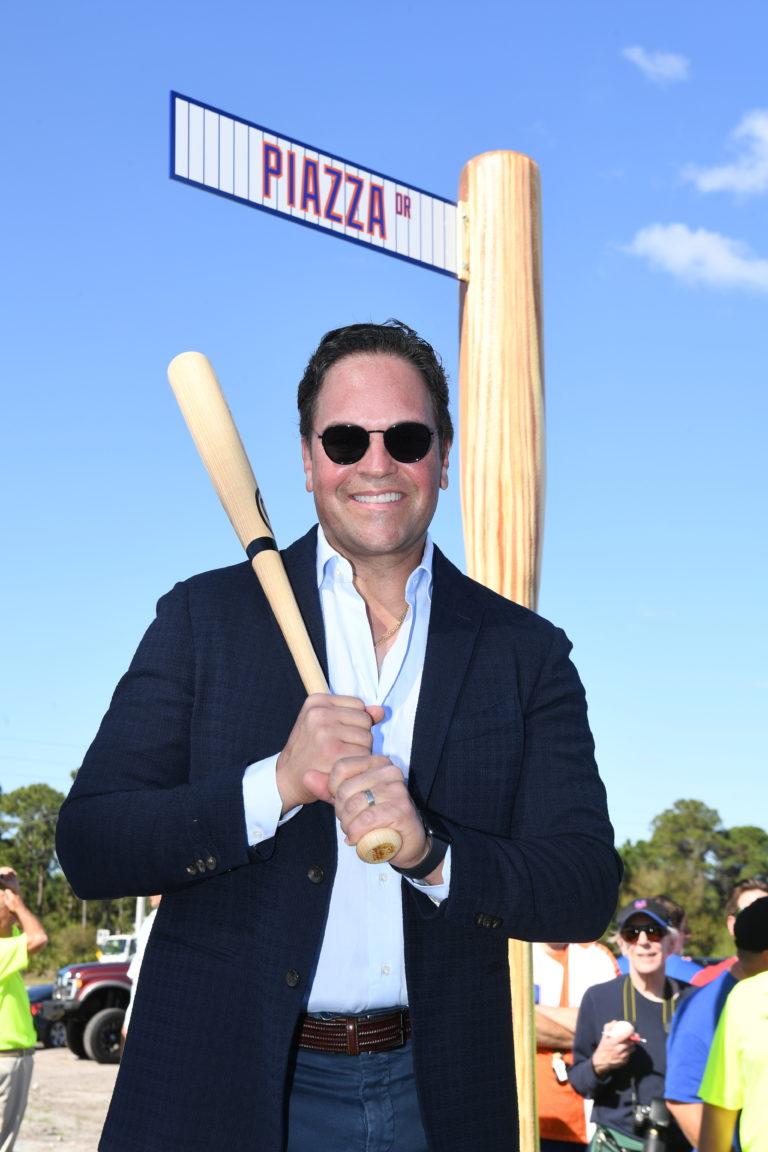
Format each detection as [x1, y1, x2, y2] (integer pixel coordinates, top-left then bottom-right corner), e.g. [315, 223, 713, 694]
[726, 876, 768, 918]
[650, 894, 686, 930]
[297, 320, 454, 449]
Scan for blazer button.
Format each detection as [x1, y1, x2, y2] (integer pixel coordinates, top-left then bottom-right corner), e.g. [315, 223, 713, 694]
[196, 859, 207, 873]
[206, 856, 217, 870]
[285, 970, 301, 988]
[475, 913, 493, 929]
[307, 866, 324, 884]
[185, 865, 197, 876]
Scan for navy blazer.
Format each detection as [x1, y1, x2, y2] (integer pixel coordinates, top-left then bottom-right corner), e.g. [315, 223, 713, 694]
[57, 528, 621, 1151]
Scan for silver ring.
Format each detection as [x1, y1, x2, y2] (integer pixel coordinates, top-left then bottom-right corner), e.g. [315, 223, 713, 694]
[364, 789, 375, 807]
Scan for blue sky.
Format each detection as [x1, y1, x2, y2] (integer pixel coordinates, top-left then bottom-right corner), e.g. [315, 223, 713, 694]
[2, 1, 766, 849]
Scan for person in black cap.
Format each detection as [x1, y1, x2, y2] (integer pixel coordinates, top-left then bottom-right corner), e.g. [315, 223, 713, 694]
[569, 898, 691, 1151]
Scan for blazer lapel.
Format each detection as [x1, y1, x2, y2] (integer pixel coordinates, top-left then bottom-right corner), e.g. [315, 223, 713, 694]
[409, 547, 484, 807]
[280, 525, 329, 683]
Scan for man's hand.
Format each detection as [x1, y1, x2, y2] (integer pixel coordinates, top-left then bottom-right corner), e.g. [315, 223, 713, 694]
[0, 888, 48, 954]
[330, 754, 430, 872]
[0, 867, 21, 895]
[276, 695, 384, 812]
[590, 1020, 635, 1078]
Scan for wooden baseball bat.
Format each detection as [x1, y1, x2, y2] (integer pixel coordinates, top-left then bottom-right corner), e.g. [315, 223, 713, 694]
[458, 152, 544, 1152]
[167, 351, 402, 866]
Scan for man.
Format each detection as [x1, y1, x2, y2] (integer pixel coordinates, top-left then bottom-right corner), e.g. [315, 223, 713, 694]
[691, 877, 768, 987]
[121, 895, 161, 1039]
[665, 887, 768, 1148]
[56, 321, 621, 1152]
[698, 897, 768, 1152]
[617, 896, 702, 984]
[0, 866, 48, 1152]
[569, 898, 690, 1151]
[533, 939, 618, 1150]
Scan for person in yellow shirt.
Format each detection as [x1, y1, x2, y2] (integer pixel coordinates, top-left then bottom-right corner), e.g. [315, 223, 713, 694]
[0, 866, 48, 1152]
[699, 897, 768, 1152]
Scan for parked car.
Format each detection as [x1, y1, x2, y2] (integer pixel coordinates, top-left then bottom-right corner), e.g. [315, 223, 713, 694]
[38, 960, 132, 1064]
[27, 983, 67, 1048]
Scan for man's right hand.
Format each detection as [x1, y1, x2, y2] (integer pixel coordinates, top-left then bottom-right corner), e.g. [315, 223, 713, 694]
[276, 694, 384, 812]
[590, 1020, 635, 1078]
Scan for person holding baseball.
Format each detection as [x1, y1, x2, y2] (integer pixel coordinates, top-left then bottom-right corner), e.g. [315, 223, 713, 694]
[56, 320, 621, 1152]
[569, 898, 691, 1152]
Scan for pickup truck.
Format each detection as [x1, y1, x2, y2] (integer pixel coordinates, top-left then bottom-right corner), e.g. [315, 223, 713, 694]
[40, 959, 132, 1063]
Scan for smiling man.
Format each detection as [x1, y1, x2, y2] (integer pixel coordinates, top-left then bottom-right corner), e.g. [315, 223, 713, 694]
[56, 320, 621, 1152]
[570, 898, 691, 1151]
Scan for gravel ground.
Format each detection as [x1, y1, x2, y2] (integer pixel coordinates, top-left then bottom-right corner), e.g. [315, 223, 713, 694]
[15, 1047, 118, 1152]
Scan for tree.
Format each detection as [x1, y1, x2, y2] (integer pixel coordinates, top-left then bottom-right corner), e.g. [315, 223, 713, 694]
[0, 783, 65, 911]
[616, 800, 768, 957]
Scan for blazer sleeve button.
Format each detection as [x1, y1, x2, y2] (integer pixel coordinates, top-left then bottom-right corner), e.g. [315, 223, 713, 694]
[307, 866, 325, 884]
[206, 856, 217, 870]
[285, 970, 301, 988]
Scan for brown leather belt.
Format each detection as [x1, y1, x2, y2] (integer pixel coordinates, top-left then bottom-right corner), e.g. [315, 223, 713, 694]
[296, 1009, 411, 1056]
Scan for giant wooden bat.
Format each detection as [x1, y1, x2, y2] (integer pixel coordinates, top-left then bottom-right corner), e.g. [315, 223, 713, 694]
[167, 351, 402, 865]
[458, 152, 544, 1152]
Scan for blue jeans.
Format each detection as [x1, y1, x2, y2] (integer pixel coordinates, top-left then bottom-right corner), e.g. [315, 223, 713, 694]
[285, 1041, 429, 1152]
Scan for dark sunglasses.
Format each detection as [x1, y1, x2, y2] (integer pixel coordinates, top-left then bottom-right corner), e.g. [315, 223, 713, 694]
[315, 423, 435, 465]
[620, 923, 668, 943]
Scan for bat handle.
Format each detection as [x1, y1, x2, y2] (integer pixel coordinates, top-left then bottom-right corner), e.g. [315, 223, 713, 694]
[253, 555, 402, 863]
[356, 827, 402, 864]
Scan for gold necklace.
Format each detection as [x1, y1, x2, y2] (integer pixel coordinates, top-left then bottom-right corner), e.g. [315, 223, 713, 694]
[373, 604, 409, 648]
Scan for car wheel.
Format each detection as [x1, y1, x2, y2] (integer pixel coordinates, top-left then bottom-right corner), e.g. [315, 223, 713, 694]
[83, 1007, 124, 1064]
[66, 1020, 88, 1059]
[47, 1019, 68, 1049]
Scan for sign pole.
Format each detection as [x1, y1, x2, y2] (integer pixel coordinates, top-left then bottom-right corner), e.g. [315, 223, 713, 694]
[457, 150, 545, 1152]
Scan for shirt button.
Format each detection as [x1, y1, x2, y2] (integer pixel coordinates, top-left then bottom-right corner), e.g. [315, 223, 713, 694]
[381, 965, 391, 976]
[379, 872, 389, 884]
[285, 970, 301, 988]
[250, 826, 264, 843]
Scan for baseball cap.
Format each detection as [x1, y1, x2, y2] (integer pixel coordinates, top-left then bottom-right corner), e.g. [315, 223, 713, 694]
[734, 895, 768, 952]
[616, 898, 672, 932]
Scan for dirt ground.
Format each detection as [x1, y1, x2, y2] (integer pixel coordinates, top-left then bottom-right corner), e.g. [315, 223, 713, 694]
[15, 1047, 118, 1152]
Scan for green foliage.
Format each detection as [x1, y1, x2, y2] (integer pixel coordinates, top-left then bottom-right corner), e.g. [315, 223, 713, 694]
[616, 800, 768, 957]
[0, 783, 65, 912]
[1, 782, 136, 971]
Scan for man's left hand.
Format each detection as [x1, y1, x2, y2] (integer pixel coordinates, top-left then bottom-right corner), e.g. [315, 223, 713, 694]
[331, 754, 429, 869]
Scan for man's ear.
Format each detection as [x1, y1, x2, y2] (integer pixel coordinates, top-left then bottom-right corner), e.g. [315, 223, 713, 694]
[439, 440, 451, 491]
[301, 438, 314, 493]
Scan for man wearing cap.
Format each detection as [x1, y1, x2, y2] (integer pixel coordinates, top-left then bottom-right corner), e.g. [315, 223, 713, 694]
[570, 898, 690, 1151]
[698, 897, 768, 1152]
[665, 891, 768, 1147]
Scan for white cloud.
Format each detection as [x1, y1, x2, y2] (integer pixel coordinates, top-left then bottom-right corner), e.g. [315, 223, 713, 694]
[622, 45, 690, 85]
[624, 223, 768, 292]
[683, 110, 768, 195]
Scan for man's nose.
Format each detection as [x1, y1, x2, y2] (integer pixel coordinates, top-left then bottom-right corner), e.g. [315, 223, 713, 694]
[359, 431, 397, 472]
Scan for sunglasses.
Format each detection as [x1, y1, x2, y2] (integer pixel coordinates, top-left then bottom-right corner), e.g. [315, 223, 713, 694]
[315, 423, 435, 465]
[620, 923, 668, 943]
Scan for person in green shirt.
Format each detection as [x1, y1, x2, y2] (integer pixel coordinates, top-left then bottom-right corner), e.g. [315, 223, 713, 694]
[699, 897, 768, 1152]
[0, 866, 48, 1151]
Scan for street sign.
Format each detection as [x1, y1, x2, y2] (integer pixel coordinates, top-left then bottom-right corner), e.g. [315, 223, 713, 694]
[171, 93, 459, 279]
